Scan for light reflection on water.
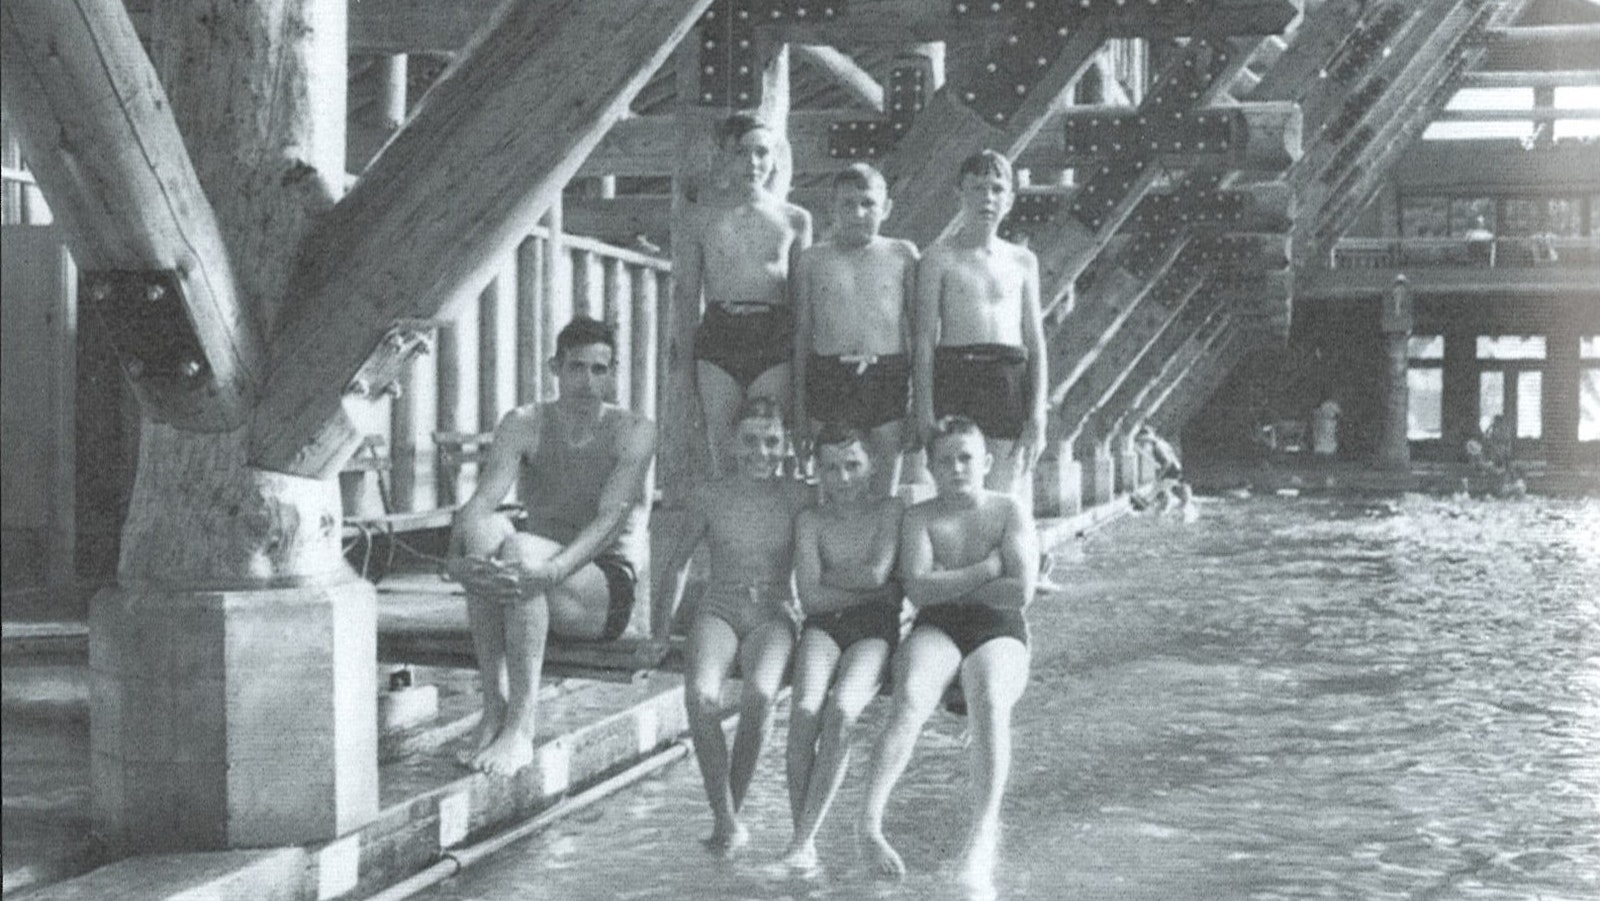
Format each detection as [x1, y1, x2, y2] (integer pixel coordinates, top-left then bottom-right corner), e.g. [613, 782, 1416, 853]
[417, 494, 1600, 900]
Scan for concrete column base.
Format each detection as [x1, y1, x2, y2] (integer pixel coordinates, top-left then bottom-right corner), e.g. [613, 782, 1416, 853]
[1087, 446, 1116, 507]
[1118, 450, 1141, 493]
[1033, 443, 1082, 519]
[90, 579, 379, 852]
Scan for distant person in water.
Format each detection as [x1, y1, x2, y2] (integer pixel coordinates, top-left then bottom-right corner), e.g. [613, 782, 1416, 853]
[783, 423, 904, 869]
[662, 397, 810, 852]
[1132, 424, 1194, 517]
[447, 317, 654, 777]
[860, 416, 1038, 899]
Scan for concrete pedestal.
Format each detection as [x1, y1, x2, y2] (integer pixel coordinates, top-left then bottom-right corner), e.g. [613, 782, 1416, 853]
[1084, 444, 1116, 507]
[1034, 444, 1082, 519]
[1118, 449, 1141, 493]
[89, 579, 378, 851]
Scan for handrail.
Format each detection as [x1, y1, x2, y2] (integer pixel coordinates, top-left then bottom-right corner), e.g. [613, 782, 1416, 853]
[1331, 234, 1600, 269]
[528, 224, 671, 272]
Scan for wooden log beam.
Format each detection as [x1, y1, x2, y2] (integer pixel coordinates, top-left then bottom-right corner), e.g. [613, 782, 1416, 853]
[1391, 140, 1600, 193]
[578, 110, 865, 178]
[1478, 24, 1600, 71]
[336, 0, 1301, 54]
[1047, 101, 1302, 171]
[1054, 272, 1214, 438]
[0, 0, 261, 432]
[1103, 309, 1231, 439]
[1461, 69, 1600, 88]
[251, 0, 714, 477]
[1146, 317, 1248, 433]
[760, 0, 1302, 44]
[793, 45, 885, 112]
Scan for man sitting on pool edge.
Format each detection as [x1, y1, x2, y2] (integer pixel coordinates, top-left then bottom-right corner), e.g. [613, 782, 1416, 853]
[447, 316, 655, 777]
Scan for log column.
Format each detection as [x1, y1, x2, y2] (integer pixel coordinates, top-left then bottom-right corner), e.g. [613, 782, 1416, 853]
[5, 0, 380, 852]
[1376, 275, 1413, 470]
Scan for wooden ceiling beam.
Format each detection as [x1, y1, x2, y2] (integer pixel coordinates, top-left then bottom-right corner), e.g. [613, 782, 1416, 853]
[1100, 308, 1230, 439]
[1478, 23, 1600, 70]
[1461, 69, 1600, 88]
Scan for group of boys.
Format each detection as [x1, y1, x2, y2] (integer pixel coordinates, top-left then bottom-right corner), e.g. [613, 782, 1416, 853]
[447, 114, 1048, 897]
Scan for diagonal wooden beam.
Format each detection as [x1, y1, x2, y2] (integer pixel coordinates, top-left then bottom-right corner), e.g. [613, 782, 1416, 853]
[1298, 0, 1536, 266]
[1102, 308, 1232, 440]
[1146, 317, 1256, 434]
[250, 0, 714, 477]
[793, 45, 884, 112]
[878, 29, 1108, 247]
[0, 0, 260, 432]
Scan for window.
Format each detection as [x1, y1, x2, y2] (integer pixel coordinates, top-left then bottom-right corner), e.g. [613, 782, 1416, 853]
[1516, 371, 1542, 439]
[1407, 368, 1443, 440]
[1581, 370, 1600, 443]
[1480, 371, 1504, 434]
[1408, 335, 1444, 359]
[1477, 336, 1546, 360]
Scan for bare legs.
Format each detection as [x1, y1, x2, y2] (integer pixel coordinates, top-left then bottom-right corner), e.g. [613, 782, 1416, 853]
[860, 627, 962, 878]
[699, 363, 791, 475]
[685, 613, 795, 852]
[859, 627, 1028, 899]
[783, 633, 890, 868]
[459, 522, 609, 777]
[952, 638, 1029, 898]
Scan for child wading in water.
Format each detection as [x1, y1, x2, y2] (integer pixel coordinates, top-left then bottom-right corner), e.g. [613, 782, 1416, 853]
[663, 397, 810, 851]
[782, 423, 904, 869]
[860, 416, 1038, 899]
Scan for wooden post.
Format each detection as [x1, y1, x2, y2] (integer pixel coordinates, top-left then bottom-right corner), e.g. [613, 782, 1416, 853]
[632, 269, 661, 423]
[516, 236, 545, 404]
[480, 265, 518, 429]
[606, 258, 634, 408]
[1377, 275, 1413, 470]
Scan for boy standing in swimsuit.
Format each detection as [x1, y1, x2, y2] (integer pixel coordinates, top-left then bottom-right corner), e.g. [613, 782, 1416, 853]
[860, 416, 1038, 898]
[792, 163, 919, 496]
[783, 423, 905, 869]
[677, 114, 813, 475]
[662, 397, 811, 850]
[915, 150, 1047, 513]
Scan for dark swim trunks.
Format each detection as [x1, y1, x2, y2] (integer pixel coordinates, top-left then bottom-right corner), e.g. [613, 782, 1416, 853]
[915, 603, 1028, 658]
[933, 344, 1029, 440]
[515, 520, 636, 641]
[804, 602, 902, 652]
[695, 303, 794, 388]
[805, 353, 910, 430]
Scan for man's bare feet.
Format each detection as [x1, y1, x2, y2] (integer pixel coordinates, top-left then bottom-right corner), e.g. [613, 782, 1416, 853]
[702, 818, 750, 855]
[454, 707, 503, 768]
[470, 729, 534, 777]
[780, 838, 819, 870]
[862, 829, 906, 879]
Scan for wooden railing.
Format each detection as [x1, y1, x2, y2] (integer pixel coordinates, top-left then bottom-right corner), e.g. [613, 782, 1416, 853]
[342, 223, 670, 521]
[1331, 235, 1600, 269]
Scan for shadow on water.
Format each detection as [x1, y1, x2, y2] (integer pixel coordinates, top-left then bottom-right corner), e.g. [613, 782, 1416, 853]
[416, 494, 1600, 901]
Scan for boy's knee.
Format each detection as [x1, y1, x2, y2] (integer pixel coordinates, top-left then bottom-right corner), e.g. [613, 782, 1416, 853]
[685, 682, 723, 716]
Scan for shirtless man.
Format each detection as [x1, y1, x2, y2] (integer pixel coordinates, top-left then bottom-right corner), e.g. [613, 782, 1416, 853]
[677, 114, 813, 474]
[793, 163, 919, 496]
[860, 416, 1038, 899]
[661, 397, 811, 850]
[447, 317, 654, 777]
[915, 150, 1047, 514]
[783, 423, 904, 869]
[1132, 424, 1193, 515]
